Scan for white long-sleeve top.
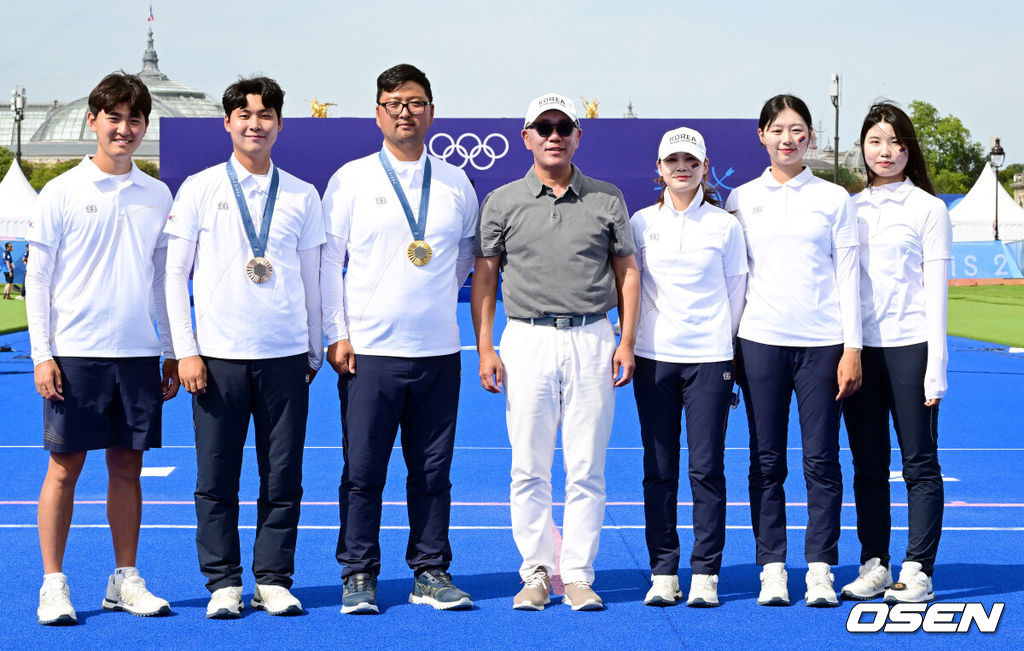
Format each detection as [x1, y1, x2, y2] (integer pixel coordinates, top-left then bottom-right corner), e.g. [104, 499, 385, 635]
[164, 156, 325, 367]
[725, 167, 862, 349]
[854, 179, 952, 398]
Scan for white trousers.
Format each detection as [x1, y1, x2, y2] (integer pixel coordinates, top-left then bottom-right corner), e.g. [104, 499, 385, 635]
[500, 318, 616, 584]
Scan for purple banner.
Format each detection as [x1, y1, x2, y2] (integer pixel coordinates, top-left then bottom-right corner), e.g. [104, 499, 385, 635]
[160, 117, 763, 213]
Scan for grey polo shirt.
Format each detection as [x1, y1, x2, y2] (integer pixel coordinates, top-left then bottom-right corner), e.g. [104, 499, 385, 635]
[475, 165, 635, 319]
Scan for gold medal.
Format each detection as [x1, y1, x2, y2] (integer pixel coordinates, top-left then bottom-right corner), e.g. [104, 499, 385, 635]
[246, 256, 273, 283]
[407, 240, 432, 266]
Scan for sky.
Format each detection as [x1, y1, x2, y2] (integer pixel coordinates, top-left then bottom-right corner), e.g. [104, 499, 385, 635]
[2, 0, 1021, 166]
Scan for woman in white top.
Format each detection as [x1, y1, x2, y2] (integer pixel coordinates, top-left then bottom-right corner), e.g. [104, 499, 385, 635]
[724, 95, 862, 608]
[839, 102, 951, 605]
[631, 127, 748, 608]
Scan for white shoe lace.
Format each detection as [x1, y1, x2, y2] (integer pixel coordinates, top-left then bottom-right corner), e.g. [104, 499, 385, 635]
[41, 580, 70, 606]
[524, 571, 548, 590]
[861, 563, 889, 585]
[762, 570, 786, 592]
[651, 575, 676, 589]
[571, 581, 592, 591]
[694, 574, 717, 590]
[119, 575, 151, 603]
[808, 567, 832, 583]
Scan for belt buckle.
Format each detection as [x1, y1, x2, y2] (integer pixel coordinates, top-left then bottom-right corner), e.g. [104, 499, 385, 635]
[554, 316, 572, 329]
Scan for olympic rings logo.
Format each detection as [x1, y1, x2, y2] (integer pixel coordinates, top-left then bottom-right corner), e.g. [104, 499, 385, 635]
[429, 132, 509, 171]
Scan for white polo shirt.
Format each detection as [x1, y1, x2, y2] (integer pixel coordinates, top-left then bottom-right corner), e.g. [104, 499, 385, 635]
[165, 155, 325, 359]
[725, 167, 859, 347]
[854, 179, 952, 346]
[632, 194, 748, 363]
[27, 156, 172, 360]
[321, 146, 478, 357]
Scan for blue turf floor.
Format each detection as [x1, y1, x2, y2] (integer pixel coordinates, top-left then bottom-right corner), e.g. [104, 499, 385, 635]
[0, 304, 1022, 648]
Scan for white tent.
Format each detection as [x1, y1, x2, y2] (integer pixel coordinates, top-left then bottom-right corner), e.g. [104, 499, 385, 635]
[949, 163, 1024, 242]
[0, 162, 37, 239]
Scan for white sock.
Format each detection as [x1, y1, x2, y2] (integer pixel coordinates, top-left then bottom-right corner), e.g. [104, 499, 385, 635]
[43, 572, 66, 584]
[114, 566, 137, 586]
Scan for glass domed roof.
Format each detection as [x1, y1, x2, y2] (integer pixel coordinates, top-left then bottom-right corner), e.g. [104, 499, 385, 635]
[30, 28, 221, 143]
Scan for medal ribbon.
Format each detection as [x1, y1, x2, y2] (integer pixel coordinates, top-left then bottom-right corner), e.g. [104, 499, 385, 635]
[379, 149, 431, 242]
[226, 159, 279, 259]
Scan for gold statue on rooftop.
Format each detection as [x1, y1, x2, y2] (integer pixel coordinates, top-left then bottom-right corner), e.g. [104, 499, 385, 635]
[581, 97, 599, 119]
[310, 99, 336, 118]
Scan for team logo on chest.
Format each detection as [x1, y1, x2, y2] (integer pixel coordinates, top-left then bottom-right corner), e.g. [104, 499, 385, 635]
[217, 201, 231, 211]
[752, 205, 763, 214]
[648, 232, 660, 242]
[85, 204, 98, 214]
[375, 196, 388, 206]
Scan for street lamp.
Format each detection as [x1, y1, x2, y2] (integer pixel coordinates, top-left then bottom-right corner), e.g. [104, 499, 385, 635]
[990, 137, 1005, 241]
[9, 86, 25, 166]
[830, 74, 840, 184]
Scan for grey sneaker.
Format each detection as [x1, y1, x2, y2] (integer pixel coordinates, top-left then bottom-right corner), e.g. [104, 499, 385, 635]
[513, 567, 551, 611]
[563, 581, 603, 611]
[102, 570, 171, 616]
[409, 569, 472, 610]
[341, 573, 378, 614]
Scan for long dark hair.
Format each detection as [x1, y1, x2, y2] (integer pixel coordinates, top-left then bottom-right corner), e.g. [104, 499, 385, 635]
[859, 101, 934, 195]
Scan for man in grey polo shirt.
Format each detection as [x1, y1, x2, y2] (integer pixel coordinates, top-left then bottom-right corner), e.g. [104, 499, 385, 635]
[471, 93, 639, 611]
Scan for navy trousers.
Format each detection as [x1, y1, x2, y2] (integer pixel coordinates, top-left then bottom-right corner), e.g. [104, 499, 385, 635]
[633, 357, 734, 575]
[193, 354, 309, 592]
[843, 343, 943, 576]
[737, 339, 844, 566]
[336, 353, 461, 578]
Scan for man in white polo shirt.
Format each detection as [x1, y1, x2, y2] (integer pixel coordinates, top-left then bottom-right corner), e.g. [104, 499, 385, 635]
[27, 71, 178, 625]
[165, 76, 324, 619]
[321, 63, 477, 614]
[472, 94, 640, 611]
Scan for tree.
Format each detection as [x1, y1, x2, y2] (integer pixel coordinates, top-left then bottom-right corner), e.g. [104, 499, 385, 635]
[908, 100, 987, 193]
[28, 160, 78, 191]
[998, 162, 1023, 196]
[813, 167, 865, 194]
[0, 146, 159, 192]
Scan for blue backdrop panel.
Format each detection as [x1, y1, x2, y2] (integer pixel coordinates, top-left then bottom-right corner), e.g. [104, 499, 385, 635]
[159, 117, 763, 214]
[951, 241, 1024, 279]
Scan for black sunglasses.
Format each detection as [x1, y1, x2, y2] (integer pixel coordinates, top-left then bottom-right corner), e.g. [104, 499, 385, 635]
[528, 120, 576, 138]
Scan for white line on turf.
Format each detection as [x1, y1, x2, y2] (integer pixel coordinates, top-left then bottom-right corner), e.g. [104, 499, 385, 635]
[140, 467, 175, 477]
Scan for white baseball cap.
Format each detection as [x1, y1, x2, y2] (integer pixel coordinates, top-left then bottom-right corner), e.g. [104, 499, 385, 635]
[658, 127, 707, 163]
[524, 93, 579, 127]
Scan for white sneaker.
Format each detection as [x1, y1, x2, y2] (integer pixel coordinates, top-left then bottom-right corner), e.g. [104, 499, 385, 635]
[206, 585, 244, 619]
[38, 575, 77, 625]
[252, 584, 303, 616]
[884, 561, 934, 603]
[102, 569, 171, 616]
[840, 557, 892, 600]
[804, 562, 839, 607]
[643, 574, 682, 606]
[757, 563, 789, 606]
[686, 574, 720, 608]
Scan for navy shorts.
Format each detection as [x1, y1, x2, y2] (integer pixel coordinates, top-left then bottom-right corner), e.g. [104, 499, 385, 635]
[42, 356, 163, 453]
[3, 272, 12, 283]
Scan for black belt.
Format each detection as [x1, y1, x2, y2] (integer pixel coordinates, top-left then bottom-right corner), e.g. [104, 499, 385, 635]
[509, 313, 607, 329]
